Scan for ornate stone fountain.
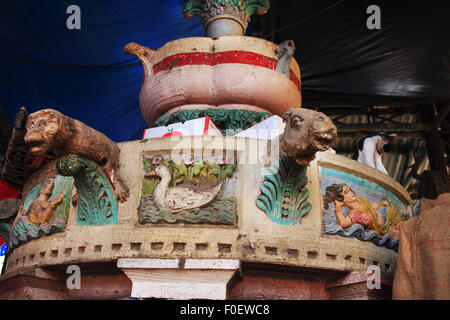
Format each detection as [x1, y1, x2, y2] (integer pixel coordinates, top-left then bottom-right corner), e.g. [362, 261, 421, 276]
[0, 1, 413, 301]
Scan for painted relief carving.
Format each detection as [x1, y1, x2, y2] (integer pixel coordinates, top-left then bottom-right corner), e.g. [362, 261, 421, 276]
[256, 108, 336, 225]
[321, 167, 409, 250]
[24, 109, 129, 202]
[280, 108, 337, 166]
[57, 156, 118, 226]
[139, 154, 237, 225]
[256, 154, 311, 225]
[10, 175, 74, 249]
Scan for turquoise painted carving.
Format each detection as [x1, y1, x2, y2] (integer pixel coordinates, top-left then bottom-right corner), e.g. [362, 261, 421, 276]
[155, 108, 271, 135]
[139, 196, 236, 224]
[139, 154, 237, 225]
[256, 154, 312, 225]
[10, 175, 74, 249]
[321, 167, 409, 251]
[57, 155, 118, 226]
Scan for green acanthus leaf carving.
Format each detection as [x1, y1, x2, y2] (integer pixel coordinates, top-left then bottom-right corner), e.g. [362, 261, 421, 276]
[154, 114, 172, 127]
[256, 154, 312, 225]
[57, 155, 118, 226]
[154, 108, 271, 136]
[173, 109, 202, 123]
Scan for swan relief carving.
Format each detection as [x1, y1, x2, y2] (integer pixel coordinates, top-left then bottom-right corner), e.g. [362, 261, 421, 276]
[145, 165, 225, 213]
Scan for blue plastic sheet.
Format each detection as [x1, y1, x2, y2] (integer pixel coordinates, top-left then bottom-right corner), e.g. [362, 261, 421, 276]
[0, 0, 203, 142]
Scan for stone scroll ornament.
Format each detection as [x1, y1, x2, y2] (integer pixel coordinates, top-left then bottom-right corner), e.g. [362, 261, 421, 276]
[257, 108, 337, 225]
[57, 156, 118, 226]
[257, 154, 311, 225]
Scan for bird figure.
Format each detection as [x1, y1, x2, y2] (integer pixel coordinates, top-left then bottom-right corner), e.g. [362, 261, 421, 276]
[145, 165, 224, 213]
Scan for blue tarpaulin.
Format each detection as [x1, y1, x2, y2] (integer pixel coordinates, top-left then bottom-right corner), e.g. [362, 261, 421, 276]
[0, 0, 203, 142]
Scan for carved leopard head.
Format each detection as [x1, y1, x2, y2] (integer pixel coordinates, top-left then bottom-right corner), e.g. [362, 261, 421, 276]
[281, 108, 337, 165]
[24, 109, 74, 156]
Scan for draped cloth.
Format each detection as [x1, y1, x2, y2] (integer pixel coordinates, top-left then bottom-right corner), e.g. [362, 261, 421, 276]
[392, 193, 450, 300]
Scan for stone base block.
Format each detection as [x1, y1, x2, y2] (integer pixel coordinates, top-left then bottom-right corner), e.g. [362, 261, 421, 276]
[0, 267, 67, 300]
[119, 258, 240, 300]
[326, 272, 393, 300]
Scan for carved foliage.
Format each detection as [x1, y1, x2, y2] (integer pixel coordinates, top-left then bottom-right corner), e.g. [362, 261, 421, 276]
[155, 108, 271, 135]
[57, 156, 118, 226]
[183, 0, 270, 27]
[256, 154, 311, 225]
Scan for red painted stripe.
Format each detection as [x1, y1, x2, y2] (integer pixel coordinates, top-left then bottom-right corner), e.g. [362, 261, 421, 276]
[153, 51, 301, 92]
[204, 117, 210, 135]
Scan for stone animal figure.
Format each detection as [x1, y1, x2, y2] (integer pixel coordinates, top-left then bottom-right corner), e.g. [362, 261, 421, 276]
[280, 108, 337, 165]
[24, 109, 129, 202]
[353, 132, 396, 175]
[146, 164, 224, 213]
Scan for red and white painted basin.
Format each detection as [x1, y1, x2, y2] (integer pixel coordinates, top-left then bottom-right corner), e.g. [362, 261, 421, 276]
[125, 36, 302, 127]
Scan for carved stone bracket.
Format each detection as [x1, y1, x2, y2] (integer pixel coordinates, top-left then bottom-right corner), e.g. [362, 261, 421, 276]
[57, 156, 118, 226]
[257, 154, 312, 225]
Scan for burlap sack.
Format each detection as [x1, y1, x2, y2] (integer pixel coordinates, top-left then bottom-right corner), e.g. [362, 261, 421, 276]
[392, 193, 450, 300]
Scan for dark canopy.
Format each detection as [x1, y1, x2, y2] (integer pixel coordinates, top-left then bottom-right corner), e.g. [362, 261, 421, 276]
[0, 0, 449, 142]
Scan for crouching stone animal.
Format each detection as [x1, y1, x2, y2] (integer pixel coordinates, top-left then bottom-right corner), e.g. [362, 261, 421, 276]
[24, 109, 130, 202]
[353, 132, 396, 175]
[280, 108, 337, 165]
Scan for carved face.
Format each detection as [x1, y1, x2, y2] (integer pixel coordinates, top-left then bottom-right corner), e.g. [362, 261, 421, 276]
[282, 108, 337, 165]
[24, 110, 62, 156]
[342, 185, 357, 204]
